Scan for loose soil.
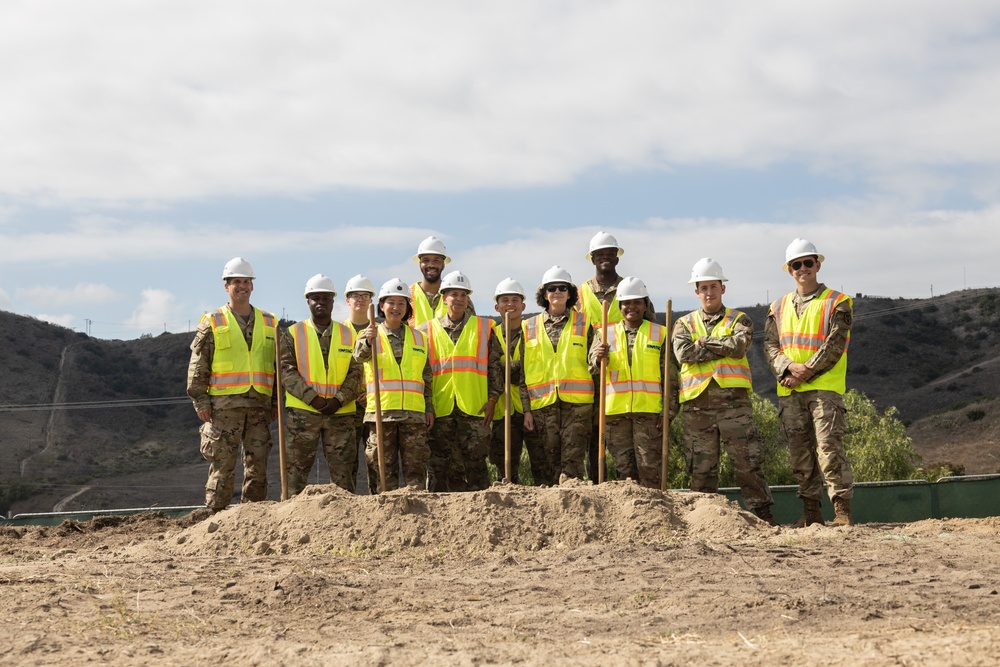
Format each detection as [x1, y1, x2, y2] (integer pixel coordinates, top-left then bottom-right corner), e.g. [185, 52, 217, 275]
[2, 482, 999, 666]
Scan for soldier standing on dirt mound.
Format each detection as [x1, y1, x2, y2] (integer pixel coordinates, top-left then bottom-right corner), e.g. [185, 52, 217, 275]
[344, 275, 377, 492]
[187, 257, 278, 511]
[672, 259, 776, 525]
[764, 239, 854, 526]
[278, 275, 364, 495]
[523, 266, 596, 483]
[589, 277, 668, 489]
[354, 279, 433, 492]
[417, 271, 493, 492]
[577, 232, 655, 482]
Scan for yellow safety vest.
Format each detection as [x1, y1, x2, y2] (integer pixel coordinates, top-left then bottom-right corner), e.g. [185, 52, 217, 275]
[770, 289, 852, 397]
[284, 320, 356, 415]
[425, 316, 492, 418]
[205, 307, 277, 396]
[604, 320, 665, 415]
[578, 281, 623, 326]
[523, 311, 594, 409]
[677, 309, 754, 403]
[409, 284, 448, 326]
[363, 325, 428, 413]
[492, 321, 524, 418]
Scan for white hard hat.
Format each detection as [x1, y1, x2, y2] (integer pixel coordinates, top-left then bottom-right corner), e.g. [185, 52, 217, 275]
[221, 257, 255, 280]
[344, 274, 376, 296]
[303, 274, 337, 297]
[541, 265, 574, 287]
[586, 231, 624, 261]
[440, 270, 473, 294]
[494, 277, 525, 302]
[687, 258, 729, 284]
[782, 238, 825, 271]
[412, 235, 451, 264]
[617, 276, 649, 301]
[378, 278, 411, 301]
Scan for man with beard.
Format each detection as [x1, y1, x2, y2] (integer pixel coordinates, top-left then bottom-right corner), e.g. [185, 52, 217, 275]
[187, 257, 277, 511]
[279, 274, 364, 495]
[577, 231, 655, 482]
[410, 235, 475, 325]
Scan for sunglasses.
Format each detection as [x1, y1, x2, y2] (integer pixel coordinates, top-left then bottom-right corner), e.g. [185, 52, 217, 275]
[790, 258, 815, 271]
[546, 284, 569, 293]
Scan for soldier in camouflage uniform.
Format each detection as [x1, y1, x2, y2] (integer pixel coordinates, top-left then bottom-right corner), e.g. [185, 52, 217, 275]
[187, 257, 277, 511]
[418, 270, 492, 492]
[409, 236, 476, 326]
[279, 275, 364, 495]
[522, 266, 595, 483]
[589, 277, 667, 489]
[578, 232, 657, 483]
[764, 239, 854, 526]
[343, 274, 376, 493]
[482, 278, 552, 485]
[672, 259, 775, 524]
[354, 279, 433, 492]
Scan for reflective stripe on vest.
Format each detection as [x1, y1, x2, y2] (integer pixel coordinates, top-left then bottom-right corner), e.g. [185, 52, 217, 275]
[523, 311, 594, 409]
[409, 283, 447, 327]
[578, 281, 622, 327]
[677, 308, 753, 403]
[492, 322, 524, 418]
[770, 289, 851, 397]
[426, 316, 491, 417]
[363, 325, 427, 413]
[284, 320, 356, 415]
[603, 320, 665, 415]
[206, 307, 276, 396]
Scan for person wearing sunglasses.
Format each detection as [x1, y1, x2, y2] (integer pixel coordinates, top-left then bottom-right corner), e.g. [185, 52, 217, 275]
[521, 266, 596, 483]
[764, 238, 854, 527]
[672, 259, 775, 524]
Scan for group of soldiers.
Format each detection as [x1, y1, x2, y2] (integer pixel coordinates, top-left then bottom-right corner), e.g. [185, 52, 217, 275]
[187, 232, 854, 527]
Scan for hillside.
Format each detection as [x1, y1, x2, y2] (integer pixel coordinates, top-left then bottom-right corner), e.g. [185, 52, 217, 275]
[1, 287, 998, 513]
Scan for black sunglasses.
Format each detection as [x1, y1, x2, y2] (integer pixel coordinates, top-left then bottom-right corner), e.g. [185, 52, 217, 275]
[790, 258, 816, 271]
[546, 284, 569, 293]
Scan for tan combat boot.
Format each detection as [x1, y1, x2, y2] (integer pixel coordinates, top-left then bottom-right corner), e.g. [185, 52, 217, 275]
[832, 497, 854, 526]
[795, 498, 824, 527]
[752, 505, 779, 527]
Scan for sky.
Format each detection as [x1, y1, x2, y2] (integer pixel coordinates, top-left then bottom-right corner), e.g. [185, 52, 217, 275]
[2, 1, 999, 338]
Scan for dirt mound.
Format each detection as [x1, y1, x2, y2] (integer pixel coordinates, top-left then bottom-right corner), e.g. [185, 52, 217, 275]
[134, 482, 771, 559]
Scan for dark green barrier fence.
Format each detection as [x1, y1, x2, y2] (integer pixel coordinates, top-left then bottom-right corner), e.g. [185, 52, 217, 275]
[1, 505, 200, 527]
[723, 474, 1000, 524]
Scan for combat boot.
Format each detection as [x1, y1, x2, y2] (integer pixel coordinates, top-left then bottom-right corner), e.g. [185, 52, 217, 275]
[794, 498, 824, 527]
[832, 497, 854, 526]
[752, 505, 778, 527]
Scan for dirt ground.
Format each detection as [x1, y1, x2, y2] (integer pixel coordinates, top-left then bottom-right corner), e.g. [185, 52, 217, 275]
[2, 482, 999, 666]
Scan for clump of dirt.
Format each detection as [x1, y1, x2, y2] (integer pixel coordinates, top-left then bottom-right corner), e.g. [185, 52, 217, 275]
[143, 481, 772, 560]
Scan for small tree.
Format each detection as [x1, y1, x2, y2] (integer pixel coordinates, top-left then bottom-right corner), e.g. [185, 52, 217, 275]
[843, 388, 920, 481]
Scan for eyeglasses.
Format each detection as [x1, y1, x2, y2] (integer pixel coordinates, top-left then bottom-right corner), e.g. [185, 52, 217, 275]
[347, 293, 372, 301]
[546, 284, 569, 293]
[790, 259, 815, 271]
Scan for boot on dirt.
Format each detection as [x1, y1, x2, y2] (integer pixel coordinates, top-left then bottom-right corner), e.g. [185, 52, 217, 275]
[795, 498, 824, 527]
[752, 505, 779, 527]
[832, 497, 854, 526]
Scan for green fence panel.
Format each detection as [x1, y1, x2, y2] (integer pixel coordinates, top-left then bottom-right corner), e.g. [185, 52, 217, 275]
[934, 476, 1000, 519]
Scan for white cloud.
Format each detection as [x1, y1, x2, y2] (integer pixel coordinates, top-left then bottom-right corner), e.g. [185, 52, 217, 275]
[1, 2, 998, 204]
[126, 289, 180, 332]
[16, 283, 119, 307]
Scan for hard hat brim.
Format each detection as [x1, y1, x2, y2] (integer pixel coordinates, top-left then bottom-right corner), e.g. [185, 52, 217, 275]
[585, 246, 625, 262]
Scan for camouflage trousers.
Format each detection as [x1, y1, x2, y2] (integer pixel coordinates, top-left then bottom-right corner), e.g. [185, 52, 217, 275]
[605, 413, 662, 489]
[366, 420, 430, 493]
[283, 408, 358, 496]
[428, 413, 490, 492]
[682, 389, 773, 510]
[525, 401, 592, 481]
[778, 390, 853, 502]
[199, 406, 272, 511]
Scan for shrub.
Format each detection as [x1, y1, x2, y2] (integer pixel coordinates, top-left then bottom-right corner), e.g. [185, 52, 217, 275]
[966, 409, 986, 422]
[843, 389, 919, 482]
